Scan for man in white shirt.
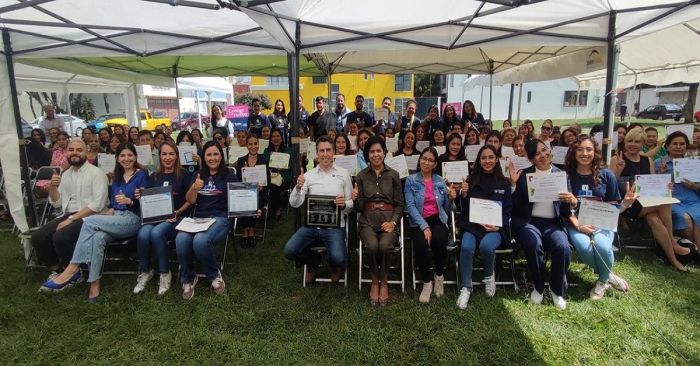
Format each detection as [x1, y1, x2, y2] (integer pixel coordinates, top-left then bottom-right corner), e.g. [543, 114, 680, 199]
[32, 138, 109, 289]
[39, 105, 64, 132]
[284, 136, 353, 284]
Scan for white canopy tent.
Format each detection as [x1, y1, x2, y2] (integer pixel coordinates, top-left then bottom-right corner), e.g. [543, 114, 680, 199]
[1, 0, 699, 232]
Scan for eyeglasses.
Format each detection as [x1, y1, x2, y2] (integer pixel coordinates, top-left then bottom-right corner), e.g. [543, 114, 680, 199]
[420, 157, 436, 163]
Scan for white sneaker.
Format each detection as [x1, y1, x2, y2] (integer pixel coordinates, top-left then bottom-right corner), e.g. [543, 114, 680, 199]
[133, 269, 154, 294]
[530, 289, 543, 305]
[419, 281, 433, 303]
[211, 271, 225, 295]
[433, 275, 444, 298]
[456, 288, 471, 309]
[483, 274, 496, 297]
[551, 292, 567, 310]
[182, 276, 199, 300]
[158, 272, 172, 296]
[589, 281, 610, 300]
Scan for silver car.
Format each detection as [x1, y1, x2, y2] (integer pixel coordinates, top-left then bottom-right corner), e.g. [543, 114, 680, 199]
[31, 114, 88, 136]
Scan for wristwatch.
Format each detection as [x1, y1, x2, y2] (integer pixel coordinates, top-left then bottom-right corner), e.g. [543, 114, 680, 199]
[67, 215, 75, 221]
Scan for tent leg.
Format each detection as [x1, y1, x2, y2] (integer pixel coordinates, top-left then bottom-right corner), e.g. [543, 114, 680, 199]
[602, 12, 620, 164]
[574, 82, 580, 121]
[507, 84, 515, 122]
[173, 66, 185, 131]
[287, 37, 301, 230]
[516, 83, 523, 126]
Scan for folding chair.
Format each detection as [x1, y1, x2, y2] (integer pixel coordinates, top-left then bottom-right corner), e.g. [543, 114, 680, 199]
[101, 237, 139, 275]
[410, 212, 460, 291]
[302, 213, 350, 288]
[357, 216, 405, 292]
[617, 215, 657, 252]
[31, 166, 63, 225]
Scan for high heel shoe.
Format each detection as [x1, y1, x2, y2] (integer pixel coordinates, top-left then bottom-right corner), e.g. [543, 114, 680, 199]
[40, 270, 82, 292]
[378, 283, 389, 306]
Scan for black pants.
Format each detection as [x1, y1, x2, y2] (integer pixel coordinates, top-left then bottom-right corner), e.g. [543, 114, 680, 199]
[269, 181, 290, 215]
[31, 214, 84, 269]
[411, 215, 449, 283]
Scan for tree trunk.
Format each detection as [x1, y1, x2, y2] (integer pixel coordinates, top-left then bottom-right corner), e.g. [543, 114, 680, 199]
[103, 93, 110, 113]
[684, 83, 698, 123]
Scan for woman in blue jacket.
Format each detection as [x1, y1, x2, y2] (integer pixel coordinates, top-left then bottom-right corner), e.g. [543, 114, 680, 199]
[404, 147, 457, 304]
[457, 145, 512, 309]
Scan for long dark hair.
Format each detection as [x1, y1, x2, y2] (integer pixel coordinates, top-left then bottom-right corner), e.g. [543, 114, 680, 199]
[468, 144, 508, 188]
[565, 135, 602, 187]
[442, 104, 458, 124]
[98, 127, 112, 149]
[462, 100, 476, 121]
[443, 132, 466, 160]
[200, 140, 228, 179]
[273, 99, 287, 116]
[113, 143, 144, 184]
[418, 147, 439, 173]
[399, 130, 418, 154]
[334, 133, 352, 155]
[269, 128, 285, 152]
[176, 130, 194, 145]
[109, 134, 125, 154]
[128, 126, 140, 144]
[154, 140, 184, 180]
[31, 128, 46, 144]
[465, 127, 480, 146]
[363, 135, 387, 163]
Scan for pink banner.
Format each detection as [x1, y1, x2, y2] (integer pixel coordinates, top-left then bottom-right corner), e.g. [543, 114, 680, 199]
[225, 104, 249, 119]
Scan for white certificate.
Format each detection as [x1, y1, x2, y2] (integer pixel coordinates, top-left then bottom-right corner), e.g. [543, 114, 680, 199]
[97, 153, 115, 174]
[442, 161, 469, 183]
[227, 182, 258, 217]
[258, 139, 270, 151]
[135, 145, 153, 166]
[374, 108, 389, 121]
[385, 155, 409, 179]
[434, 145, 446, 156]
[348, 135, 358, 151]
[526, 171, 568, 202]
[551, 146, 569, 165]
[385, 137, 399, 153]
[465, 145, 481, 162]
[334, 155, 359, 176]
[501, 146, 516, 159]
[416, 141, 430, 153]
[405, 154, 419, 172]
[139, 186, 174, 224]
[178, 145, 198, 166]
[635, 174, 672, 198]
[469, 198, 503, 227]
[269, 152, 290, 169]
[666, 124, 694, 141]
[175, 217, 215, 233]
[577, 199, 619, 232]
[510, 156, 532, 171]
[593, 132, 618, 147]
[242, 165, 268, 186]
[673, 158, 700, 183]
[228, 146, 249, 163]
[500, 158, 510, 177]
[306, 140, 317, 160]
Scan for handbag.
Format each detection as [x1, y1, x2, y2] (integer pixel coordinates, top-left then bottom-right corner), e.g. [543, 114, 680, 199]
[270, 172, 283, 187]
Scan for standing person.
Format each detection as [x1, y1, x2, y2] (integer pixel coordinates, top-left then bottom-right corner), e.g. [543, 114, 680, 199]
[128, 126, 140, 145]
[86, 135, 102, 166]
[347, 95, 374, 131]
[287, 95, 309, 136]
[457, 145, 512, 309]
[41, 143, 147, 301]
[559, 128, 578, 148]
[399, 99, 420, 140]
[209, 105, 234, 138]
[268, 99, 289, 146]
[443, 104, 461, 132]
[539, 119, 554, 146]
[620, 103, 627, 121]
[235, 134, 269, 247]
[247, 98, 269, 138]
[98, 127, 112, 151]
[404, 147, 457, 303]
[502, 127, 517, 148]
[34, 139, 109, 290]
[397, 130, 419, 157]
[352, 135, 404, 305]
[138, 130, 158, 173]
[283, 136, 354, 285]
[39, 105, 63, 132]
[356, 128, 374, 171]
[421, 105, 444, 142]
[133, 141, 192, 295]
[378, 97, 399, 133]
[176, 141, 239, 299]
[307, 96, 331, 141]
[642, 127, 667, 160]
[461, 100, 485, 130]
[565, 136, 630, 300]
[264, 129, 293, 221]
[511, 139, 576, 310]
[332, 93, 352, 133]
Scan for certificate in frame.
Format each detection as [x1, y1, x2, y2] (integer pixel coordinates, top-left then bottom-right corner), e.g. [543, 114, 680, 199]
[139, 186, 174, 225]
[227, 182, 259, 218]
[305, 195, 340, 228]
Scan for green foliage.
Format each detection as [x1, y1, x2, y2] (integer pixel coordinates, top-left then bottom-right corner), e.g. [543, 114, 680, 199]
[69, 94, 96, 121]
[414, 74, 441, 97]
[236, 92, 272, 109]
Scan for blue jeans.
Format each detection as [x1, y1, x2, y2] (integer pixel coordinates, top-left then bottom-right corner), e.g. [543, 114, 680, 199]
[137, 221, 176, 274]
[283, 226, 346, 269]
[514, 218, 571, 296]
[460, 232, 502, 290]
[175, 216, 230, 284]
[566, 224, 614, 283]
[70, 211, 141, 283]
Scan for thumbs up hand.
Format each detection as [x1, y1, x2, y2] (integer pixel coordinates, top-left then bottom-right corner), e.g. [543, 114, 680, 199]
[192, 173, 204, 191]
[351, 182, 359, 200]
[50, 169, 61, 188]
[115, 189, 131, 205]
[296, 168, 305, 191]
[460, 177, 469, 197]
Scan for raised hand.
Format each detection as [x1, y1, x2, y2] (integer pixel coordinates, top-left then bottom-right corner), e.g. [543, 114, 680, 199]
[296, 167, 305, 191]
[622, 182, 637, 207]
[558, 191, 577, 205]
[460, 177, 469, 197]
[611, 151, 625, 172]
[115, 189, 130, 205]
[50, 169, 61, 188]
[192, 173, 204, 191]
[509, 160, 521, 183]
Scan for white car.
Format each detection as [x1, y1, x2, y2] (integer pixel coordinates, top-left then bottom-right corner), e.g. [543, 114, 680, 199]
[31, 114, 87, 137]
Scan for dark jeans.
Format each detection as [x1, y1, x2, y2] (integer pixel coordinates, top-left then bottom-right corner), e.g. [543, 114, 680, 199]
[283, 226, 346, 269]
[269, 181, 290, 215]
[514, 217, 571, 296]
[411, 215, 449, 283]
[31, 214, 84, 269]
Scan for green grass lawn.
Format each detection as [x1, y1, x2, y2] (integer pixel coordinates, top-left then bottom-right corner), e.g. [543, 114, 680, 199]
[0, 216, 698, 365]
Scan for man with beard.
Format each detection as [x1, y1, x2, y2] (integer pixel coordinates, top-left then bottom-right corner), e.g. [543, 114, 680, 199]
[331, 93, 352, 134]
[32, 138, 109, 289]
[346, 95, 374, 131]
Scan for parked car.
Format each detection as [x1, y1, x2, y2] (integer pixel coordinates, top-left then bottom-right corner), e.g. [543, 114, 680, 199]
[21, 118, 32, 138]
[31, 114, 87, 136]
[173, 112, 210, 130]
[104, 110, 171, 130]
[87, 113, 125, 132]
[636, 104, 683, 121]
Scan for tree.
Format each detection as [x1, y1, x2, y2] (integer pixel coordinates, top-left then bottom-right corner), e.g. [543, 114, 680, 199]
[236, 92, 272, 110]
[414, 74, 441, 97]
[69, 94, 96, 121]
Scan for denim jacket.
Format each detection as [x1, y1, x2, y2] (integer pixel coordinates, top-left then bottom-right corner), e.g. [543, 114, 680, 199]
[404, 172, 453, 230]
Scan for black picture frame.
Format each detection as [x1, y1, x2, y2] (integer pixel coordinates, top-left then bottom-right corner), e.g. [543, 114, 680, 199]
[227, 182, 259, 218]
[139, 186, 174, 225]
[306, 194, 340, 228]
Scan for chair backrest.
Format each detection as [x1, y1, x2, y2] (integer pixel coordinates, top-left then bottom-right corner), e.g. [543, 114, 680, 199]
[35, 166, 62, 181]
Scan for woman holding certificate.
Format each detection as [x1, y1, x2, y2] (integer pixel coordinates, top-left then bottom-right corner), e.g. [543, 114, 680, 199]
[511, 139, 575, 310]
[352, 135, 404, 306]
[41, 143, 147, 301]
[436, 133, 467, 177]
[133, 141, 192, 296]
[564, 136, 630, 300]
[405, 147, 457, 303]
[265, 129, 292, 222]
[456, 145, 512, 309]
[610, 129, 689, 271]
[177, 141, 239, 299]
[235, 134, 269, 248]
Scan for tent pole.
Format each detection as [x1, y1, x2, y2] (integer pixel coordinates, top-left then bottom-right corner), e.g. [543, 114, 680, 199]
[507, 83, 515, 122]
[195, 90, 201, 132]
[516, 83, 523, 126]
[479, 86, 484, 112]
[326, 65, 332, 109]
[288, 22, 301, 230]
[2, 28, 36, 228]
[488, 60, 494, 124]
[602, 12, 620, 164]
[631, 73, 638, 117]
[574, 82, 580, 122]
[172, 65, 184, 131]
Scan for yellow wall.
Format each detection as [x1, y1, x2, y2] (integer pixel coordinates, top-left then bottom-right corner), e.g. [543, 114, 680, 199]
[249, 74, 414, 114]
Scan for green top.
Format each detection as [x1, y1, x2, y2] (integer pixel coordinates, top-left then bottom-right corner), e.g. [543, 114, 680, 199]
[642, 145, 667, 161]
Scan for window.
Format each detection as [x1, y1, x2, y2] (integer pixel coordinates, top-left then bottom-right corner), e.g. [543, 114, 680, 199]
[394, 98, 409, 114]
[312, 76, 327, 84]
[363, 98, 375, 113]
[527, 91, 532, 103]
[151, 86, 170, 91]
[563, 90, 588, 107]
[395, 74, 411, 92]
[265, 76, 288, 86]
[364, 73, 375, 80]
[449, 75, 454, 88]
[330, 84, 340, 103]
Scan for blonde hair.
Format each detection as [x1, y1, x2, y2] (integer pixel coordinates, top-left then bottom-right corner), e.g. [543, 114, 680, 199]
[624, 128, 646, 145]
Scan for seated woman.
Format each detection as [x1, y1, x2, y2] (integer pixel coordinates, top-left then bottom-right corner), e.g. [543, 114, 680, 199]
[404, 147, 457, 303]
[397, 130, 419, 156]
[655, 131, 700, 257]
[235, 133, 269, 248]
[436, 133, 466, 177]
[565, 136, 630, 300]
[133, 141, 192, 296]
[610, 128, 688, 271]
[176, 141, 239, 299]
[501, 127, 516, 148]
[265, 129, 293, 222]
[334, 133, 354, 156]
[431, 129, 446, 148]
[457, 145, 511, 309]
[464, 127, 480, 147]
[352, 135, 404, 306]
[484, 130, 502, 155]
[86, 135, 102, 166]
[511, 139, 576, 310]
[41, 143, 147, 301]
[559, 128, 578, 148]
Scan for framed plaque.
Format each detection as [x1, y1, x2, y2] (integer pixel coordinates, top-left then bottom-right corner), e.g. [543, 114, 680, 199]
[227, 182, 259, 218]
[139, 186, 174, 225]
[306, 194, 340, 227]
